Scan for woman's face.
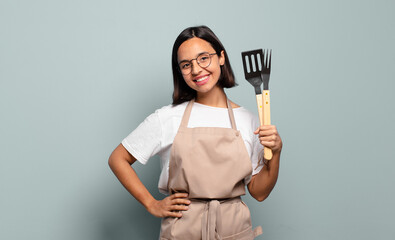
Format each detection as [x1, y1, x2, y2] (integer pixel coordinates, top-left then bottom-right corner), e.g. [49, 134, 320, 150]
[177, 37, 225, 95]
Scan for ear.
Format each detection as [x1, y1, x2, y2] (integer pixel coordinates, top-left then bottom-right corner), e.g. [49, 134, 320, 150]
[219, 50, 225, 66]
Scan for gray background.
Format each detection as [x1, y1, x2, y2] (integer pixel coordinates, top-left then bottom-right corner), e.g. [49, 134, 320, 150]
[1, 0, 394, 239]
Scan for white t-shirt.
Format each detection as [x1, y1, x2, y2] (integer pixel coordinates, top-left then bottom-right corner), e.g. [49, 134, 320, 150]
[122, 101, 264, 195]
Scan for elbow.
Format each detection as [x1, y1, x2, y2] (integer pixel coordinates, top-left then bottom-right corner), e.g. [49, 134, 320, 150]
[249, 181, 271, 202]
[251, 191, 270, 202]
[255, 195, 269, 202]
[108, 154, 117, 171]
[108, 157, 113, 170]
[248, 178, 272, 202]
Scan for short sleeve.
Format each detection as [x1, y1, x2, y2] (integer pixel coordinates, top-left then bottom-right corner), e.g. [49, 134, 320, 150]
[121, 111, 162, 165]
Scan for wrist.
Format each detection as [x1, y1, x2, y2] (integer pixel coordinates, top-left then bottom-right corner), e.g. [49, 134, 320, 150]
[143, 196, 157, 211]
[272, 142, 283, 154]
[272, 147, 282, 154]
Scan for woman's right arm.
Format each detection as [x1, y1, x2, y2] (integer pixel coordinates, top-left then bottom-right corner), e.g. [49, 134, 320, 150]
[108, 144, 190, 218]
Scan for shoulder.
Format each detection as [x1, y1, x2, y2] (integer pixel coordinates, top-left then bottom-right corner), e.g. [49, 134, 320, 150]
[155, 101, 188, 118]
[228, 100, 257, 122]
[151, 101, 189, 128]
[233, 106, 258, 122]
[229, 100, 240, 109]
[233, 106, 260, 132]
[233, 106, 255, 117]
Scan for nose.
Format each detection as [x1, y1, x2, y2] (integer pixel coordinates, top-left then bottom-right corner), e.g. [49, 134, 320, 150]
[191, 59, 202, 75]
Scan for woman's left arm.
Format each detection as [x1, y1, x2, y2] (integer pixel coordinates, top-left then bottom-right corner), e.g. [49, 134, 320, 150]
[247, 125, 282, 202]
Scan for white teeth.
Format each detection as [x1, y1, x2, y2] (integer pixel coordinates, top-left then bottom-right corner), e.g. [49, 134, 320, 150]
[196, 76, 208, 82]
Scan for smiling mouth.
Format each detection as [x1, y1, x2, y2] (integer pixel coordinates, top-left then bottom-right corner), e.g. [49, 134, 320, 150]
[194, 75, 209, 82]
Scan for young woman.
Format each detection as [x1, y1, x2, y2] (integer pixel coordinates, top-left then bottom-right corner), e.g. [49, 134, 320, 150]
[109, 25, 282, 239]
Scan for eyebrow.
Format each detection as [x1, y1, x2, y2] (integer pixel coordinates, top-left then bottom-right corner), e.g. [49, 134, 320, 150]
[178, 51, 210, 63]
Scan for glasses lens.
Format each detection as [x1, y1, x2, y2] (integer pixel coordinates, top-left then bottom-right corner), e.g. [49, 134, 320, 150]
[197, 53, 212, 68]
[179, 62, 191, 75]
[179, 53, 214, 75]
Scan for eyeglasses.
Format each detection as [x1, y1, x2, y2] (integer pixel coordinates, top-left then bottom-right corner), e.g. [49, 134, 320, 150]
[178, 52, 217, 75]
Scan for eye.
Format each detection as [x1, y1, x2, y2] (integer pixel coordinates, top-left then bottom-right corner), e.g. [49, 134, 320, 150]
[180, 62, 191, 69]
[199, 55, 209, 63]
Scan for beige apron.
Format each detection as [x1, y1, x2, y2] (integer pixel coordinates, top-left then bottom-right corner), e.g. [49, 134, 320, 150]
[160, 99, 263, 240]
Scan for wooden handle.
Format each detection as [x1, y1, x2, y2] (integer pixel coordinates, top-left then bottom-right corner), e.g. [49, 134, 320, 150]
[262, 90, 273, 160]
[255, 94, 263, 126]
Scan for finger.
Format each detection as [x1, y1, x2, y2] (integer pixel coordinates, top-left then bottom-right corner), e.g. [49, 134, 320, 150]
[255, 126, 269, 134]
[172, 198, 191, 205]
[258, 128, 278, 137]
[170, 193, 189, 199]
[255, 125, 278, 134]
[258, 124, 275, 130]
[165, 211, 183, 218]
[169, 204, 189, 211]
[259, 135, 277, 142]
[260, 141, 276, 148]
[258, 130, 274, 138]
[254, 128, 259, 134]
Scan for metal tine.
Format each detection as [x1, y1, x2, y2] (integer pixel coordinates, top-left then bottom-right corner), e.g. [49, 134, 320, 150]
[266, 49, 269, 70]
[263, 49, 266, 69]
[261, 49, 272, 72]
[261, 49, 272, 90]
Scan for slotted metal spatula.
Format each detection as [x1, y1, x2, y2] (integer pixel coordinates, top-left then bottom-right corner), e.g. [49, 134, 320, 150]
[242, 49, 264, 124]
[242, 49, 273, 160]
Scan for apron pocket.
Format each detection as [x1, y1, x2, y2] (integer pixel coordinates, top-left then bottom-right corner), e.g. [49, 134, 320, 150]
[218, 200, 253, 239]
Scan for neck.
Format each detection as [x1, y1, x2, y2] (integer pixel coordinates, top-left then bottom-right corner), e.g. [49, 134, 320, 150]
[195, 86, 227, 108]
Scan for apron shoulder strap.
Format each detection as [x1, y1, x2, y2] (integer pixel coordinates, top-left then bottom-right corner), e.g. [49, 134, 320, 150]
[226, 99, 237, 130]
[179, 99, 194, 129]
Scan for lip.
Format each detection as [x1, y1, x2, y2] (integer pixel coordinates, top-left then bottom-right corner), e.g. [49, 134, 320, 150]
[193, 74, 210, 86]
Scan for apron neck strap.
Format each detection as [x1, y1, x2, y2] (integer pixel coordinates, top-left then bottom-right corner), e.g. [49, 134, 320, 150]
[180, 98, 237, 130]
[226, 99, 237, 130]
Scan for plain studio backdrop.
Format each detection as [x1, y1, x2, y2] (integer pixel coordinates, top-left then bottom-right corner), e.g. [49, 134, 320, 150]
[1, 0, 394, 239]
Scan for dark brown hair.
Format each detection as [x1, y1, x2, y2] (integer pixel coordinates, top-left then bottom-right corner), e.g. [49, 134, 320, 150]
[171, 26, 236, 105]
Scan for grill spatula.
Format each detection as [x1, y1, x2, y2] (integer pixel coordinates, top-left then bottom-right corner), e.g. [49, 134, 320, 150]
[241, 49, 273, 160]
